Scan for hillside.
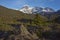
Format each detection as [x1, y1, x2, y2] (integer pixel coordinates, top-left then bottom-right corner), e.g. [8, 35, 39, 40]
[0, 5, 60, 40]
[0, 6, 33, 23]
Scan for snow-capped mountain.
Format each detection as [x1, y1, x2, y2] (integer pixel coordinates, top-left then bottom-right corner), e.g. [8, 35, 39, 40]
[43, 7, 55, 12]
[20, 5, 33, 14]
[32, 7, 55, 13]
[20, 5, 55, 14]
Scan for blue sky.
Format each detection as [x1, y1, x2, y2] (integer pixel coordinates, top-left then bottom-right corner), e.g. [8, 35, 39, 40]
[0, 0, 60, 10]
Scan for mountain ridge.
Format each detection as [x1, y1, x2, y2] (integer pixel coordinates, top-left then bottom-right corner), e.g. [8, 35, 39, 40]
[20, 5, 55, 14]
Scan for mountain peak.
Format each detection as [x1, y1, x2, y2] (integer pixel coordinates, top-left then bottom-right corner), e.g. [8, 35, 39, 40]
[20, 5, 33, 14]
